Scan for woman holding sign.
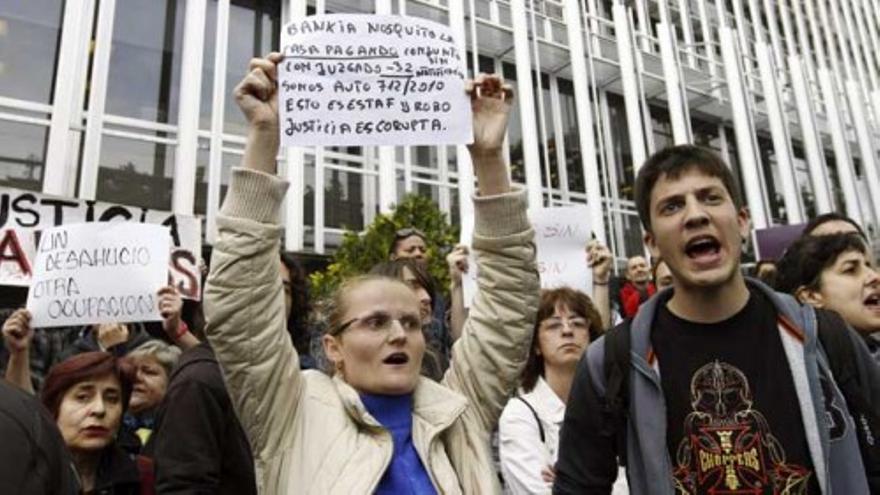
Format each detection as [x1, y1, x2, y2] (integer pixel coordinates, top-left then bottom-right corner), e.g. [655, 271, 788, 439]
[203, 51, 538, 493]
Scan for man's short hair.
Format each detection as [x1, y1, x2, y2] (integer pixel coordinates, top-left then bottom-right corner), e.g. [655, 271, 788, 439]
[634, 145, 743, 232]
[774, 232, 868, 294]
[802, 212, 868, 240]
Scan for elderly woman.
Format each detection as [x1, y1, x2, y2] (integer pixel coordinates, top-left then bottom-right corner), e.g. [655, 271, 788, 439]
[41, 351, 153, 494]
[118, 339, 181, 452]
[203, 53, 539, 493]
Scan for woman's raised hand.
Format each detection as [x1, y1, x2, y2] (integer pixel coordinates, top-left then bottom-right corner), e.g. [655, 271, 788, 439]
[234, 52, 284, 131]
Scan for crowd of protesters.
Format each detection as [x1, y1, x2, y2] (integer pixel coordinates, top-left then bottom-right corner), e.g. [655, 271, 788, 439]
[0, 51, 879, 495]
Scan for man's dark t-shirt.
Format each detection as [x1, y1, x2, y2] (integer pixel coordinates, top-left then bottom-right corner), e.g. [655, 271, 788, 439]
[651, 289, 821, 494]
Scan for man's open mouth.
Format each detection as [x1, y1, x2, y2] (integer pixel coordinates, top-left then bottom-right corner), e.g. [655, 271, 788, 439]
[685, 235, 721, 259]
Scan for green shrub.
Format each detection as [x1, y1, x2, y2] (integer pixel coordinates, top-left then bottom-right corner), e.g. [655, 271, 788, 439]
[310, 193, 459, 302]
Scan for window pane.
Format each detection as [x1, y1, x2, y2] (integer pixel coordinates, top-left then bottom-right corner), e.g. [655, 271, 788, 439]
[105, 0, 185, 123]
[0, 120, 47, 191]
[96, 135, 175, 210]
[606, 93, 634, 201]
[225, 0, 280, 135]
[324, 170, 370, 230]
[0, 1, 64, 104]
[558, 78, 585, 193]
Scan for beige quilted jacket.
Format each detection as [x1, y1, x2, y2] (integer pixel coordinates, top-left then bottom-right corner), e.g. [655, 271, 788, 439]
[204, 168, 539, 494]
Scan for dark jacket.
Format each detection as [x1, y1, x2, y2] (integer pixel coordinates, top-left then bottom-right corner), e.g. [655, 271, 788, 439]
[149, 342, 257, 495]
[92, 445, 153, 495]
[0, 379, 79, 495]
[555, 279, 879, 494]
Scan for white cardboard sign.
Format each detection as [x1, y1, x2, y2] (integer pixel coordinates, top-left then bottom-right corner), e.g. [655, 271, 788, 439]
[461, 205, 592, 308]
[26, 223, 170, 328]
[278, 14, 472, 146]
[530, 206, 592, 293]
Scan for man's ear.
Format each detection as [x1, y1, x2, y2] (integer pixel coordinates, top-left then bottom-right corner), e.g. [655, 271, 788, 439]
[737, 206, 751, 243]
[795, 286, 825, 308]
[644, 230, 660, 260]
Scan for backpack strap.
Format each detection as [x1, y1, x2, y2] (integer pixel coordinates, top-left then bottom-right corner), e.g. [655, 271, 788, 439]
[516, 396, 545, 444]
[602, 319, 632, 467]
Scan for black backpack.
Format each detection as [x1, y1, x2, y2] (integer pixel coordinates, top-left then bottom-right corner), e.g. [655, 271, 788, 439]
[599, 308, 880, 486]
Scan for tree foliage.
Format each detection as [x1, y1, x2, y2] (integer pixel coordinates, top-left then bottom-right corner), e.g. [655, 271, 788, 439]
[310, 193, 459, 302]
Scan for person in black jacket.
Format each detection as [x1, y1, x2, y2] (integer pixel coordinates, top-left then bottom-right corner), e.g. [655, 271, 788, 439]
[148, 341, 256, 494]
[0, 378, 79, 495]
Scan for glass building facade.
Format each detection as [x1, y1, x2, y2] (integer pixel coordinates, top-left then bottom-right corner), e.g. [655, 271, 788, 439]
[1, 0, 879, 268]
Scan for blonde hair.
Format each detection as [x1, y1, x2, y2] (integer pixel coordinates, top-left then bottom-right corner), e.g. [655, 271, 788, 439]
[128, 339, 182, 377]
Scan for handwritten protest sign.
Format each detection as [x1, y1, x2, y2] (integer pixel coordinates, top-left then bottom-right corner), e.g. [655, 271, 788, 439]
[279, 14, 472, 146]
[460, 205, 592, 308]
[0, 187, 202, 300]
[531, 206, 592, 293]
[26, 223, 170, 328]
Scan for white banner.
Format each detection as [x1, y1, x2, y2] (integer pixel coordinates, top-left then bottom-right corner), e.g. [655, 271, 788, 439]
[26, 223, 170, 328]
[278, 14, 472, 146]
[0, 187, 202, 300]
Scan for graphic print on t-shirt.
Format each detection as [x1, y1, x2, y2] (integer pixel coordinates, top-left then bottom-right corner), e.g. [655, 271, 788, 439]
[672, 361, 812, 494]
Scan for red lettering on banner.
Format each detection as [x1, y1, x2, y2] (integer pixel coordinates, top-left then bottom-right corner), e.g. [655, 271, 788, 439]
[0, 230, 32, 276]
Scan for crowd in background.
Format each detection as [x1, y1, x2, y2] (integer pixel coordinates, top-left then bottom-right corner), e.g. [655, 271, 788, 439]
[0, 52, 879, 495]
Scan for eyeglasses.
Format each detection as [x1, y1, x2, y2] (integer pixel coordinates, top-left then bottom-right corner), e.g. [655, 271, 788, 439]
[394, 227, 426, 240]
[540, 317, 590, 333]
[332, 311, 423, 336]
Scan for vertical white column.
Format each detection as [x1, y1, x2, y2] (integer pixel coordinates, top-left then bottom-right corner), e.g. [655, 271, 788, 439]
[755, 42, 802, 223]
[548, 76, 569, 202]
[510, 0, 543, 207]
[657, 21, 692, 144]
[633, 0, 652, 53]
[173, 0, 207, 214]
[284, 0, 306, 251]
[65, 0, 97, 196]
[206, 0, 230, 244]
[760, 0, 787, 75]
[804, 0, 863, 221]
[563, 0, 604, 243]
[675, 0, 697, 68]
[788, 55, 833, 214]
[447, 0, 474, 225]
[696, 0, 721, 98]
[78, 0, 116, 200]
[846, 80, 880, 225]
[818, 69, 864, 224]
[44, 0, 92, 196]
[612, 4, 648, 170]
[718, 27, 768, 229]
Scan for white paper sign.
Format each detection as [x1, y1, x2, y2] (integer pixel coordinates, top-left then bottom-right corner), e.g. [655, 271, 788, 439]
[531, 206, 592, 293]
[0, 187, 202, 300]
[26, 223, 170, 328]
[460, 205, 592, 308]
[279, 14, 472, 146]
[459, 210, 478, 309]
